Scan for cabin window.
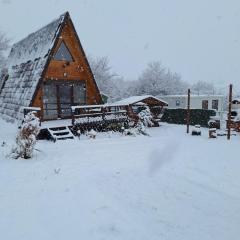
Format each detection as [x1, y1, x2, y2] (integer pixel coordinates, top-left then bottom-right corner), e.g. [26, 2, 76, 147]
[202, 100, 208, 110]
[54, 41, 74, 62]
[212, 99, 218, 110]
[43, 83, 58, 119]
[73, 83, 86, 105]
[58, 84, 72, 117]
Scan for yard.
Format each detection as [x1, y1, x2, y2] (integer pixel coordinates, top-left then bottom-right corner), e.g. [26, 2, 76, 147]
[0, 120, 239, 240]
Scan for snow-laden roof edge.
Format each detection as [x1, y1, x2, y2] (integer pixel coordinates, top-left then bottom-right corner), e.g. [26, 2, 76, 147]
[7, 12, 66, 67]
[113, 95, 168, 106]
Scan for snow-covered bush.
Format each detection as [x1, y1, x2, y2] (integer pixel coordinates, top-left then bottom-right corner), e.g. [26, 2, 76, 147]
[135, 121, 149, 136]
[12, 112, 40, 159]
[123, 122, 149, 136]
[138, 106, 154, 127]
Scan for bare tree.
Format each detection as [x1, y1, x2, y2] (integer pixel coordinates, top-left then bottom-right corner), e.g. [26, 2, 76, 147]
[89, 56, 127, 102]
[192, 80, 215, 95]
[136, 61, 189, 96]
[0, 31, 9, 70]
[89, 57, 190, 102]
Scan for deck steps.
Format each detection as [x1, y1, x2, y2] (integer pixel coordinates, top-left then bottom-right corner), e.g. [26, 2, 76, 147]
[47, 126, 75, 141]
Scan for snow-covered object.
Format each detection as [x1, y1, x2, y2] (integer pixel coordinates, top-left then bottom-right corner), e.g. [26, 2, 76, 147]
[0, 13, 66, 121]
[123, 122, 149, 136]
[209, 128, 217, 138]
[191, 125, 201, 136]
[13, 111, 40, 159]
[87, 129, 97, 139]
[138, 107, 154, 127]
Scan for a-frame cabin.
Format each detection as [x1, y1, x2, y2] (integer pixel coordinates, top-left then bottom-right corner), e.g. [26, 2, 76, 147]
[0, 12, 102, 122]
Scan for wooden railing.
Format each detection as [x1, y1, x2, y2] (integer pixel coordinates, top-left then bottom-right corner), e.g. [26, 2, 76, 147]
[71, 104, 129, 125]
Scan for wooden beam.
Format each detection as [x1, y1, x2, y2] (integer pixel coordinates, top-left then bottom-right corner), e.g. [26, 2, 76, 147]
[56, 84, 61, 118]
[227, 84, 233, 140]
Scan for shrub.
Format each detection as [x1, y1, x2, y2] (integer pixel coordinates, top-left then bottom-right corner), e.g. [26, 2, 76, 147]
[138, 106, 154, 127]
[12, 112, 40, 159]
[161, 109, 216, 127]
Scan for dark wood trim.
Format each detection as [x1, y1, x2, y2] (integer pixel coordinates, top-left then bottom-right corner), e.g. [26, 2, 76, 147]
[56, 84, 61, 118]
[71, 84, 74, 105]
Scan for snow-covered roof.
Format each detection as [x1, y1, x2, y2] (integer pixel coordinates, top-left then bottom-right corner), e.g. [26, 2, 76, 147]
[113, 95, 168, 106]
[0, 12, 66, 121]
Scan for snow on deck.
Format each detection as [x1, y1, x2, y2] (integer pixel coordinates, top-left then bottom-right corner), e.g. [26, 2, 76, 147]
[40, 119, 73, 129]
[0, 118, 240, 240]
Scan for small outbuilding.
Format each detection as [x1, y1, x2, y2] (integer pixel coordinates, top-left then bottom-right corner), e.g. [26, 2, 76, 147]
[114, 95, 168, 121]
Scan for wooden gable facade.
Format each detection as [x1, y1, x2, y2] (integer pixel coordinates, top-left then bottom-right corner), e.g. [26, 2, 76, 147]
[0, 12, 102, 122]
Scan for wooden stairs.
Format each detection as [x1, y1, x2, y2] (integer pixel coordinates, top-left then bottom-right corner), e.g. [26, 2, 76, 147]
[47, 126, 75, 141]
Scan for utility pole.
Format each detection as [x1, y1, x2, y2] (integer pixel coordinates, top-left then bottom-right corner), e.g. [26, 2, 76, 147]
[227, 84, 233, 140]
[186, 88, 191, 134]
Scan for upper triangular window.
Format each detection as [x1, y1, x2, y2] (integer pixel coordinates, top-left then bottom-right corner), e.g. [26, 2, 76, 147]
[54, 41, 74, 62]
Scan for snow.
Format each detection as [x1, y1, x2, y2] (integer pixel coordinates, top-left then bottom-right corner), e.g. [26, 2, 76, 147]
[0, 118, 240, 240]
[41, 119, 72, 129]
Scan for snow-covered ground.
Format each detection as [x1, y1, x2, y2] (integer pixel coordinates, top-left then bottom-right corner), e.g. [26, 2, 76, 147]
[0, 119, 240, 240]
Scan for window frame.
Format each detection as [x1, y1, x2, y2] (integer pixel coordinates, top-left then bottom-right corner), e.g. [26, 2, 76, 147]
[212, 99, 219, 110]
[53, 40, 74, 62]
[176, 100, 180, 107]
[202, 100, 209, 110]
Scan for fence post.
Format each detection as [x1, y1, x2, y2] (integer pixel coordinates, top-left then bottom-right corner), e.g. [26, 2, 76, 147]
[186, 88, 191, 133]
[71, 107, 75, 125]
[227, 84, 233, 140]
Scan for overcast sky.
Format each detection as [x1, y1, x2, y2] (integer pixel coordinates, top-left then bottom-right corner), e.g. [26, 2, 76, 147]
[1, 0, 240, 92]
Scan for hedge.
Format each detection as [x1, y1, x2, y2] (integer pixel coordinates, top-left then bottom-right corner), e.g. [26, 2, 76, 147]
[161, 109, 216, 127]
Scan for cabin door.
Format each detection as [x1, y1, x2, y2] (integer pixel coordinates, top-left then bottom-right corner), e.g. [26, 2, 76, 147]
[58, 83, 72, 118]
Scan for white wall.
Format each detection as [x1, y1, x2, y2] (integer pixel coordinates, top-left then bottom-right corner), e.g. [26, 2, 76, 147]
[159, 95, 225, 111]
